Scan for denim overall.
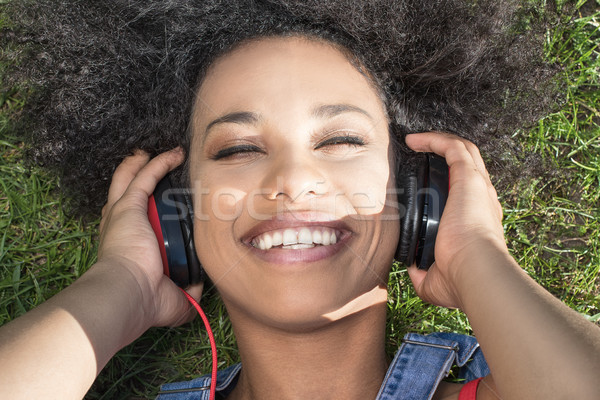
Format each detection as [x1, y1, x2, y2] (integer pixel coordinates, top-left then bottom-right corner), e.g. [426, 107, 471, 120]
[156, 332, 490, 400]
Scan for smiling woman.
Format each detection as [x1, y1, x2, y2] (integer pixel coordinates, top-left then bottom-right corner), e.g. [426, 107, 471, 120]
[1, 1, 600, 400]
[190, 37, 398, 338]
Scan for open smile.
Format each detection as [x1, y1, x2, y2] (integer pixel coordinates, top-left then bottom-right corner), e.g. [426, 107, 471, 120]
[250, 226, 342, 250]
[242, 216, 353, 264]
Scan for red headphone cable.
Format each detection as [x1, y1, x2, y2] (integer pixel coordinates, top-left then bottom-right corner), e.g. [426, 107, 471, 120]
[180, 288, 218, 400]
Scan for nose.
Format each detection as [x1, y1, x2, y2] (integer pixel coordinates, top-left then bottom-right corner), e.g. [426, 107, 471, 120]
[261, 152, 330, 203]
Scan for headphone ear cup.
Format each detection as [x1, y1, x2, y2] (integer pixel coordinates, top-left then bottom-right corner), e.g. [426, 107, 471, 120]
[417, 154, 449, 269]
[149, 176, 205, 288]
[175, 189, 205, 284]
[395, 155, 427, 266]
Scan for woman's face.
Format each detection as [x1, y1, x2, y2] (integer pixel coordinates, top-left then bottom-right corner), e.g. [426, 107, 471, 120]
[189, 37, 400, 331]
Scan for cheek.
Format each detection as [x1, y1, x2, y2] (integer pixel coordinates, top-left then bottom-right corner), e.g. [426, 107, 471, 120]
[206, 188, 245, 221]
[343, 158, 392, 216]
[190, 177, 248, 273]
[191, 173, 247, 222]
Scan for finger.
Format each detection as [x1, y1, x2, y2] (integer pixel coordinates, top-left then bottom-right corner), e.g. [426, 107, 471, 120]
[100, 148, 184, 235]
[106, 150, 150, 209]
[488, 184, 504, 222]
[406, 132, 491, 185]
[460, 140, 489, 183]
[405, 132, 479, 168]
[406, 133, 482, 182]
[431, 136, 502, 221]
[406, 132, 471, 164]
[422, 134, 501, 221]
[456, 143, 502, 221]
[121, 147, 185, 202]
[408, 132, 504, 222]
[406, 132, 497, 190]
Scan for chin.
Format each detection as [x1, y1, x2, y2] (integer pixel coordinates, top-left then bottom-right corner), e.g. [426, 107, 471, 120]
[225, 284, 380, 334]
[260, 313, 337, 334]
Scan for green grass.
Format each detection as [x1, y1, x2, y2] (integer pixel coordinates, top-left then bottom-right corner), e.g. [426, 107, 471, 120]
[1, 1, 599, 398]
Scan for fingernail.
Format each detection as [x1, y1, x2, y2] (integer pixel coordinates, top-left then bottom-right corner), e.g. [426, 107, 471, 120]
[133, 149, 149, 156]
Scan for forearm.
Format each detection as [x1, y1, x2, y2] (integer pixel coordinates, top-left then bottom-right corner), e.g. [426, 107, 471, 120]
[0, 261, 150, 399]
[455, 243, 600, 399]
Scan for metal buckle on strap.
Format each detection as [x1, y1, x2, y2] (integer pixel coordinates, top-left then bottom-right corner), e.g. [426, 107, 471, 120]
[157, 386, 210, 394]
[401, 338, 458, 352]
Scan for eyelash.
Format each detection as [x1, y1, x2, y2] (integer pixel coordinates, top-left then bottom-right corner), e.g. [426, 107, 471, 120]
[211, 134, 366, 160]
[212, 144, 264, 160]
[315, 135, 365, 149]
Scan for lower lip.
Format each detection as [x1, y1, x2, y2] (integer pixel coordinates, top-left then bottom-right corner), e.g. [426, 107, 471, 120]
[245, 233, 351, 265]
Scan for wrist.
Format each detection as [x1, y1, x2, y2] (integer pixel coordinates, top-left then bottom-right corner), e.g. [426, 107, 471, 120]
[446, 238, 514, 309]
[76, 259, 154, 349]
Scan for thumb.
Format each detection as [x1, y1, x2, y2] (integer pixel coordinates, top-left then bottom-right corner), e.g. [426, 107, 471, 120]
[175, 282, 205, 325]
[159, 281, 205, 327]
[185, 282, 204, 304]
[407, 265, 428, 296]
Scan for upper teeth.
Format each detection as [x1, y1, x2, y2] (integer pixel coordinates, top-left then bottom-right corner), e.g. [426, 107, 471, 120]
[251, 227, 339, 250]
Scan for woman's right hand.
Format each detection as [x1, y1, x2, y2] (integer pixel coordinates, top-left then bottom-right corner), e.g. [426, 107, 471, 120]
[98, 148, 203, 328]
[0, 148, 204, 399]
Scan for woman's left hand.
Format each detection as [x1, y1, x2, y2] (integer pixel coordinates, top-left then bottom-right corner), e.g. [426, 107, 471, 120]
[404, 132, 600, 400]
[403, 132, 507, 309]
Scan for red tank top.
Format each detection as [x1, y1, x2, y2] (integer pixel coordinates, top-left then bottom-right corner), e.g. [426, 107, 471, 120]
[458, 377, 483, 400]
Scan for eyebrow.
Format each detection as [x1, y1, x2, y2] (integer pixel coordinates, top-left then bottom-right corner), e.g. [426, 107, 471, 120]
[204, 111, 261, 135]
[310, 103, 374, 121]
[202, 103, 374, 144]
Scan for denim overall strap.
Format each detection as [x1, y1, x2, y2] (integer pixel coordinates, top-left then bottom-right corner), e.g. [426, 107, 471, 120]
[156, 333, 488, 399]
[376, 333, 488, 400]
[156, 363, 242, 400]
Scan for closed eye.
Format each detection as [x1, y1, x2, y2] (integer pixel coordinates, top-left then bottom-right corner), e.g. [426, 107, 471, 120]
[211, 144, 265, 160]
[315, 135, 365, 149]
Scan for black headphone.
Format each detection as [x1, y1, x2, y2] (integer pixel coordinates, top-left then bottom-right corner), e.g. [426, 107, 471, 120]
[148, 153, 449, 288]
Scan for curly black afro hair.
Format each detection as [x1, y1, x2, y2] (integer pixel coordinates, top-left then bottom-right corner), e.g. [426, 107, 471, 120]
[1, 0, 562, 215]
